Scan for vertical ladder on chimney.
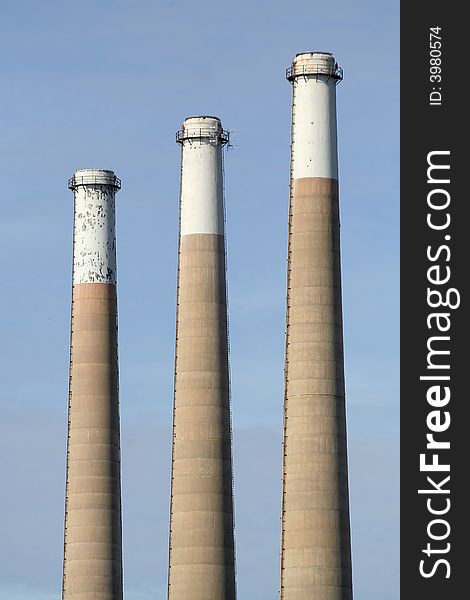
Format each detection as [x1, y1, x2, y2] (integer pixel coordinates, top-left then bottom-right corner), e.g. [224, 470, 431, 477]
[280, 80, 296, 599]
[167, 146, 184, 598]
[222, 144, 237, 599]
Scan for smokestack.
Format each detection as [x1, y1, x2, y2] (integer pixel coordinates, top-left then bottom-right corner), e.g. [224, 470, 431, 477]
[63, 169, 123, 599]
[280, 53, 353, 599]
[168, 116, 236, 600]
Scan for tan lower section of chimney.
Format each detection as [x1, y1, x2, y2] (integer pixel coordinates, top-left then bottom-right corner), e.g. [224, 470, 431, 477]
[168, 233, 236, 600]
[63, 283, 123, 600]
[281, 178, 352, 600]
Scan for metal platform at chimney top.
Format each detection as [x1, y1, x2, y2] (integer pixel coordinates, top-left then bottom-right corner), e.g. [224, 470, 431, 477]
[286, 63, 343, 83]
[176, 127, 230, 146]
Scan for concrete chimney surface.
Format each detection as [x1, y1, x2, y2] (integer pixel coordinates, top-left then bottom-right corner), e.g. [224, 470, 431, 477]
[62, 170, 123, 600]
[168, 117, 236, 600]
[280, 55, 353, 600]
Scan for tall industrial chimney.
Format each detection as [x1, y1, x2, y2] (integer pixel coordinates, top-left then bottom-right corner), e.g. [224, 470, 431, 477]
[168, 116, 236, 600]
[63, 169, 123, 600]
[280, 53, 353, 599]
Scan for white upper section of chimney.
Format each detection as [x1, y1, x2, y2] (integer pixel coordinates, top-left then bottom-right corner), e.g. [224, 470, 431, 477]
[178, 116, 225, 237]
[70, 169, 120, 285]
[289, 52, 341, 181]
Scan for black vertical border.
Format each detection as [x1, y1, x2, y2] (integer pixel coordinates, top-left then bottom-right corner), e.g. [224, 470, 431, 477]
[401, 4, 467, 598]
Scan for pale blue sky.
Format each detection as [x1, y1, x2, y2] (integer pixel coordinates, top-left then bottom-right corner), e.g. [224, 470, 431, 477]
[0, 1, 398, 598]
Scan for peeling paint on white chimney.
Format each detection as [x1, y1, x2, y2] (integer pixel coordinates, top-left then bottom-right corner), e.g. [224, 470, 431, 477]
[69, 169, 120, 285]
